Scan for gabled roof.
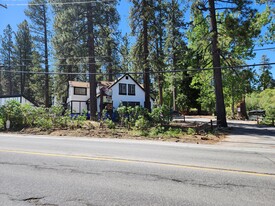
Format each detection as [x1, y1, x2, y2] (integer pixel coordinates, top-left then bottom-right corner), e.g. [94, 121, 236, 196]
[95, 74, 154, 100]
[69, 81, 114, 88]
[110, 74, 153, 99]
[69, 74, 154, 101]
[98, 81, 114, 88]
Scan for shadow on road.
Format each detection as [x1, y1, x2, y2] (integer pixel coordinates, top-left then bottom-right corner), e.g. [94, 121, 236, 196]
[228, 122, 275, 138]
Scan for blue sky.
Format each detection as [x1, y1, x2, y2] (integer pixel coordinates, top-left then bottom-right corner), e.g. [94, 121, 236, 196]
[0, 0, 274, 78]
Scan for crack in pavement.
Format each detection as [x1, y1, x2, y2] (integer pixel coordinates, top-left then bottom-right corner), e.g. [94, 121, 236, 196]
[256, 152, 275, 165]
[0, 161, 101, 176]
[10, 196, 58, 206]
[104, 170, 275, 190]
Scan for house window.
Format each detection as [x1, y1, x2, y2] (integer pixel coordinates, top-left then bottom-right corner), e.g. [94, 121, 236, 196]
[119, 83, 127, 95]
[74, 87, 87, 95]
[122, 101, 140, 107]
[128, 84, 135, 95]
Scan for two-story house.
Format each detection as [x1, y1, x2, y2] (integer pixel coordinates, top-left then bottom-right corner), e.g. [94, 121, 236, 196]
[67, 74, 154, 115]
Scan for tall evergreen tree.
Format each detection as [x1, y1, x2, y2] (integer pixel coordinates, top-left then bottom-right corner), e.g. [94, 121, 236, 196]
[97, 1, 120, 81]
[0, 24, 14, 95]
[119, 34, 131, 73]
[25, 0, 51, 107]
[130, 0, 156, 111]
[52, 0, 120, 119]
[14, 20, 33, 97]
[189, 0, 269, 126]
[258, 54, 273, 90]
[152, 0, 167, 106]
[165, 0, 187, 111]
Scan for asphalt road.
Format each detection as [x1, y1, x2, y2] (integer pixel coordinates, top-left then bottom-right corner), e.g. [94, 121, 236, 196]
[0, 133, 275, 206]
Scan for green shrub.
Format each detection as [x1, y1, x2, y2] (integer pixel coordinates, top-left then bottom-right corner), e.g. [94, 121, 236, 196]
[117, 106, 127, 125]
[135, 115, 150, 130]
[0, 100, 24, 129]
[187, 128, 196, 135]
[150, 125, 165, 136]
[0, 118, 4, 130]
[75, 114, 86, 128]
[105, 119, 116, 129]
[35, 118, 53, 130]
[150, 105, 171, 125]
[21, 104, 36, 127]
[165, 127, 182, 137]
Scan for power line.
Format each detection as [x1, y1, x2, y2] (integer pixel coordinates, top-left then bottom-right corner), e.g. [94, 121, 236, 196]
[5, 0, 115, 7]
[0, 62, 274, 75]
[253, 47, 275, 51]
[2, 47, 274, 63]
[0, 3, 7, 8]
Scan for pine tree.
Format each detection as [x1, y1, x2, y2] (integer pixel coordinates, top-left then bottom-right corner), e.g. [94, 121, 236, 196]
[189, 0, 269, 126]
[25, 0, 51, 107]
[258, 54, 273, 90]
[152, 0, 167, 106]
[51, 0, 120, 119]
[119, 34, 131, 73]
[0, 24, 14, 95]
[129, 0, 156, 111]
[165, 0, 187, 111]
[14, 20, 33, 98]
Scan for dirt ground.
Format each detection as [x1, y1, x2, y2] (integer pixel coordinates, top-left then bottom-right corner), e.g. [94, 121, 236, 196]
[17, 120, 227, 144]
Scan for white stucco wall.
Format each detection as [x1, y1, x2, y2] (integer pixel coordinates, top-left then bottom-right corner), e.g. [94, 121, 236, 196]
[111, 75, 153, 110]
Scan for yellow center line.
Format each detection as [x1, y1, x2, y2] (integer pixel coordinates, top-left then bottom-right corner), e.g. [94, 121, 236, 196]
[0, 149, 274, 178]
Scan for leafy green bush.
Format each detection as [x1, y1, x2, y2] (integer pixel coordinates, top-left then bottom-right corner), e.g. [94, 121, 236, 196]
[0, 118, 4, 130]
[105, 119, 116, 129]
[187, 128, 196, 135]
[135, 115, 150, 130]
[117, 106, 127, 126]
[150, 125, 165, 136]
[246, 89, 275, 121]
[21, 104, 37, 127]
[165, 127, 182, 137]
[35, 118, 53, 130]
[0, 100, 24, 129]
[116, 105, 149, 128]
[150, 105, 171, 125]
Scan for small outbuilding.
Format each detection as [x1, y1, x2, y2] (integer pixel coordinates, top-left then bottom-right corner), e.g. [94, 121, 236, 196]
[0, 94, 35, 107]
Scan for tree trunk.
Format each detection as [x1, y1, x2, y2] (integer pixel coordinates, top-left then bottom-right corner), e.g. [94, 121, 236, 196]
[143, 0, 151, 111]
[107, 42, 113, 81]
[43, 4, 50, 107]
[158, 0, 163, 106]
[0, 69, 2, 95]
[171, 0, 177, 111]
[87, 5, 97, 120]
[8, 50, 12, 95]
[208, 0, 227, 127]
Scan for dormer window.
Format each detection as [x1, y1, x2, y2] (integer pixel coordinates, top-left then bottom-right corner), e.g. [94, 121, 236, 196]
[74, 87, 87, 95]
